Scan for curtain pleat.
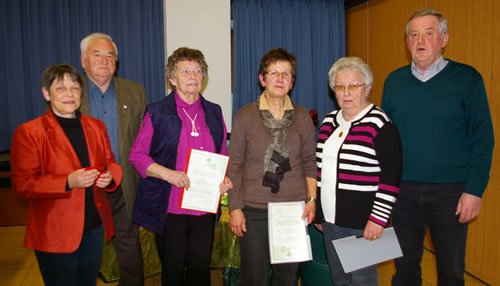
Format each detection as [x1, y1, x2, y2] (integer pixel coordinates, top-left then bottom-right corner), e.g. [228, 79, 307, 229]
[0, 0, 165, 151]
[232, 0, 345, 119]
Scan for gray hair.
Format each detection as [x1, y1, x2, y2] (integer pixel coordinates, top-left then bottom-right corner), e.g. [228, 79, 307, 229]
[165, 47, 208, 89]
[328, 57, 373, 90]
[80, 32, 119, 59]
[406, 9, 448, 36]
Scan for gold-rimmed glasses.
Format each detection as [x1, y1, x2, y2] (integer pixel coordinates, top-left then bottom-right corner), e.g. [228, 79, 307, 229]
[178, 68, 203, 78]
[266, 71, 293, 80]
[333, 84, 365, 93]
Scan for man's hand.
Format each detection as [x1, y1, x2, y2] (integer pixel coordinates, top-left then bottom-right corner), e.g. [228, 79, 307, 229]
[456, 193, 482, 223]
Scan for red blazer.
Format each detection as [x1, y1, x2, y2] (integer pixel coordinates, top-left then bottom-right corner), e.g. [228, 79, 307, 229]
[10, 110, 123, 253]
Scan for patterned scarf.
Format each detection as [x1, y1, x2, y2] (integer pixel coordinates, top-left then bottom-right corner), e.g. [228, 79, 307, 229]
[257, 97, 294, 193]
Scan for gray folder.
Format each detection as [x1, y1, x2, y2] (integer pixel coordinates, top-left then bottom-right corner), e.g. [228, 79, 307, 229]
[332, 227, 403, 273]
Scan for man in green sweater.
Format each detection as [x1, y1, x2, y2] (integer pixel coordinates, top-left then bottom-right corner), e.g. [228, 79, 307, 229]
[382, 9, 494, 286]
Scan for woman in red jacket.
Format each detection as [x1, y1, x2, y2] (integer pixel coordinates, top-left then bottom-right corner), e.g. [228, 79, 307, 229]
[10, 63, 122, 286]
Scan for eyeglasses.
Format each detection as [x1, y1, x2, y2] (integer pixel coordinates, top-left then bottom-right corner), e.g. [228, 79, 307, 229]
[333, 84, 365, 93]
[266, 71, 293, 80]
[178, 68, 203, 77]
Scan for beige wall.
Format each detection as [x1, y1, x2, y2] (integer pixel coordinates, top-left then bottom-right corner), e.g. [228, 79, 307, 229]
[346, 0, 500, 284]
[164, 0, 232, 130]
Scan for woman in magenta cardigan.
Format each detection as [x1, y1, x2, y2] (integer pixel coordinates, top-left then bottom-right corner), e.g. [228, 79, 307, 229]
[130, 47, 232, 286]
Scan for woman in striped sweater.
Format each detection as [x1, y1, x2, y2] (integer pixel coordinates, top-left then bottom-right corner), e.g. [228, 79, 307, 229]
[315, 57, 402, 285]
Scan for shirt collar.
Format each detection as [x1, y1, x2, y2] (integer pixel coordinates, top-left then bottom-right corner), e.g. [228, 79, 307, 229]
[411, 56, 448, 82]
[259, 93, 293, 111]
[86, 77, 114, 95]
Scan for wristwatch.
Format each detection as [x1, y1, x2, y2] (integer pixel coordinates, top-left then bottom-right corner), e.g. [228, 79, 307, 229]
[306, 197, 316, 203]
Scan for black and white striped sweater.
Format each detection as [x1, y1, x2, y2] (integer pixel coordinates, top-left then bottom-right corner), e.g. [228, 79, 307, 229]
[315, 105, 402, 228]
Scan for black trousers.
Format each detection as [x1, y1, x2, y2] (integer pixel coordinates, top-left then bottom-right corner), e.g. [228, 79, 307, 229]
[391, 181, 468, 286]
[155, 213, 215, 286]
[107, 187, 144, 286]
[240, 207, 299, 286]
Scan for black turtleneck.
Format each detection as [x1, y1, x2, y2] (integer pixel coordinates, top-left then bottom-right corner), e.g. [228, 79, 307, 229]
[54, 111, 101, 230]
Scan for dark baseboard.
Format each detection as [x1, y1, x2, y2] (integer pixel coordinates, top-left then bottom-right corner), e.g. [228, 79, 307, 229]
[0, 187, 28, 226]
[0, 178, 10, 188]
[0, 160, 9, 172]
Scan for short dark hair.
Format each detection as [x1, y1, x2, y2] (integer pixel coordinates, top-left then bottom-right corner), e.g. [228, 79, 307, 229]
[41, 63, 83, 90]
[258, 48, 296, 78]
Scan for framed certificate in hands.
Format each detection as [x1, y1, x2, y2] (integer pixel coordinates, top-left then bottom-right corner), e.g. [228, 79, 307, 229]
[268, 201, 313, 264]
[180, 149, 229, 213]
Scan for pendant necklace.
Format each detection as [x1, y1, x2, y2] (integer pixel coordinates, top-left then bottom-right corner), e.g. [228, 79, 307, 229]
[182, 108, 199, 137]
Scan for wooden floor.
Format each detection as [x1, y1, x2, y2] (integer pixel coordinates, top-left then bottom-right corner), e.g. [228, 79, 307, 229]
[0, 226, 487, 286]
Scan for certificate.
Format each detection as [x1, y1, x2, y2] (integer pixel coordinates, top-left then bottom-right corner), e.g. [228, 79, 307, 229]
[268, 201, 313, 264]
[180, 149, 229, 213]
[332, 227, 403, 273]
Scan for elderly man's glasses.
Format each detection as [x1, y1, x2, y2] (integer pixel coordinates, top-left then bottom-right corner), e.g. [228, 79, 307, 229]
[334, 84, 365, 93]
[266, 71, 293, 80]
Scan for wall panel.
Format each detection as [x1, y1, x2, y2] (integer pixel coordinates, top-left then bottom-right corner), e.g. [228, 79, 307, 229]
[366, 0, 423, 105]
[346, 3, 368, 62]
[346, 0, 500, 284]
[164, 0, 232, 129]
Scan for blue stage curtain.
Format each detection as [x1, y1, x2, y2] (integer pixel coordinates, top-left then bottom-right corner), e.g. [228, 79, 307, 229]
[231, 0, 345, 119]
[0, 0, 165, 151]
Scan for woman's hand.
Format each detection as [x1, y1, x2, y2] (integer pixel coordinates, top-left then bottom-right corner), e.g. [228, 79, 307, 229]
[229, 209, 247, 237]
[68, 168, 99, 189]
[95, 171, 113, 188]
[363, 220, 384, 240]
[159, 166, 190, 189]
[145, 163, 190, 188]
[302, 200, 316, 224]
[219, 176, 233, 194]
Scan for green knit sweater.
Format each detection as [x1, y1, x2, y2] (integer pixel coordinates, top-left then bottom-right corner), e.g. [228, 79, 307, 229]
[382, 60, 494, 197]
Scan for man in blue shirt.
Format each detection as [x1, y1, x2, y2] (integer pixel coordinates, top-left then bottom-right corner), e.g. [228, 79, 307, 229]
[79, 32, 148, 286]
